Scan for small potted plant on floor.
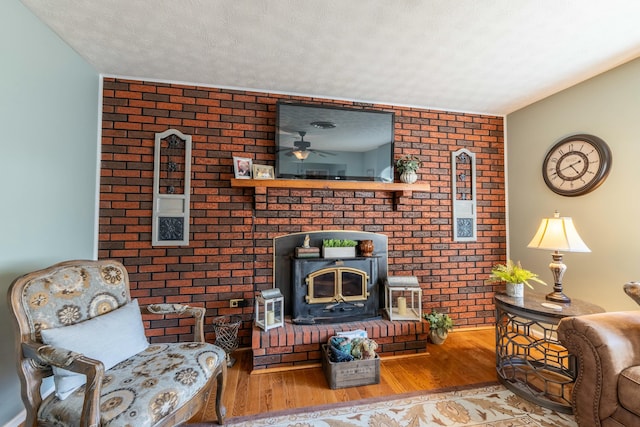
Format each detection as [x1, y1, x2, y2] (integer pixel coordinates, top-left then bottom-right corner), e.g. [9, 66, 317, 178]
[396, 154, 423, 184]
[322, 239, 358, 258]
[423, 309, 454, 345]
[488, 259, 547, 298]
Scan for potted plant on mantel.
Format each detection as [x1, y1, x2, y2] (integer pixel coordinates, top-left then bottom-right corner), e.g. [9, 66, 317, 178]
[423, 309, 454, 345]
[488, 259, 547, 298]
[322, 239, 358, 258]
[395, 154, 423, 184]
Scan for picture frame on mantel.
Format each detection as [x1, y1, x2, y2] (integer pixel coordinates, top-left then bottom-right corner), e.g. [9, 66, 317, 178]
[233, 156, 252, 178]
[252, 164, 274, 180]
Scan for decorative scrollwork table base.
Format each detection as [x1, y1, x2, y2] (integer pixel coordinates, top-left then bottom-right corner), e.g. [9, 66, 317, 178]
[494, 292, 603, 413]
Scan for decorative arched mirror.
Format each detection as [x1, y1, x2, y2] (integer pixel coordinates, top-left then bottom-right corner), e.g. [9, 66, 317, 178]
[452, 148, 476, 242]
[152, 129, 192, 246]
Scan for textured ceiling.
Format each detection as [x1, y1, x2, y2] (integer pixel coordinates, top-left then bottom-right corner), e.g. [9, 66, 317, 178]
[21, 0, 640, 115]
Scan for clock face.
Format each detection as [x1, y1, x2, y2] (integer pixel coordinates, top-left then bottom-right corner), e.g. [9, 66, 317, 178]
[542, 134, 612, 196]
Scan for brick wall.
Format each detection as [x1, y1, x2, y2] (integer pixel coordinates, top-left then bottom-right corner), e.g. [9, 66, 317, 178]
[100, 78, 506, 347]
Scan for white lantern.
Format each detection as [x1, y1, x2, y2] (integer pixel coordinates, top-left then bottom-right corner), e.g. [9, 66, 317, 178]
[385, 276, 422, 321]
[255, 288, 284, 331]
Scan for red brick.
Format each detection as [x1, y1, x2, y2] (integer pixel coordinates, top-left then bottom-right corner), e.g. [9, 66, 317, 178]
[99, 79, 505, 352]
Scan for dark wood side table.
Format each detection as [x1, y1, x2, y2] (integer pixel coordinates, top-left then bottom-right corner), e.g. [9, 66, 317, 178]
[494, 292, 604, 413]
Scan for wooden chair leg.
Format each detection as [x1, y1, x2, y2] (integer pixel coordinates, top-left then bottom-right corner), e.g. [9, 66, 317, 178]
[215, 363, 228, 425]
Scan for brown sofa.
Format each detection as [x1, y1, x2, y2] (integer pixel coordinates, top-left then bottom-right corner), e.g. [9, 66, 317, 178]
[557, 283, 640, 427]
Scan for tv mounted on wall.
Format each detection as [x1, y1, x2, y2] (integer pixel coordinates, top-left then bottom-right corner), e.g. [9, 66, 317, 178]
[275, 102, 394, 182]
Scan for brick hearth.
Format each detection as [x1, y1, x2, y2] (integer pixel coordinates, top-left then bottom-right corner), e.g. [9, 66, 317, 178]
[251, 317, 429, 371]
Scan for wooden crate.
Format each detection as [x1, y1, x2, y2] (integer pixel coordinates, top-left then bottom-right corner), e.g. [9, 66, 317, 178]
[322, 344, 380, 389]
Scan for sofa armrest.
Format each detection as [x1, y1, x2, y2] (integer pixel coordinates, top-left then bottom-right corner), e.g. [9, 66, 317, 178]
[558, 311, 640, 426]
[142, 303, 206, 342]
[624, 282, 640, 306]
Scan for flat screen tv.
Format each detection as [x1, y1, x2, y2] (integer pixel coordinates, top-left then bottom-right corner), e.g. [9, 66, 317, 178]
[275, 102, 394, 182]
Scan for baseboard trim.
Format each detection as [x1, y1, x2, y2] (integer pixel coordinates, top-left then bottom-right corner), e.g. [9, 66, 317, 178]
[3, 409, 25, 427]
[251, 362, 322, 375]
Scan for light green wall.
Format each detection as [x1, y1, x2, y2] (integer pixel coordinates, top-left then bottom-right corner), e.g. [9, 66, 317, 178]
[0, 0, 99, 424]
[507, 57, 640, 312]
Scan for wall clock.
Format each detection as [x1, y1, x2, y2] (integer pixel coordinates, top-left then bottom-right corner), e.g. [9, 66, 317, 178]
[542, 134, 612, 197]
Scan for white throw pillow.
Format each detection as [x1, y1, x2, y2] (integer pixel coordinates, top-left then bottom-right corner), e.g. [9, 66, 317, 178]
[40, 299, 149, 400]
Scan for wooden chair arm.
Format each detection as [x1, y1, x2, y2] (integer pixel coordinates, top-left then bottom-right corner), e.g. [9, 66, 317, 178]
[23, 341, 104, 427]
[141, 304, 206, 342]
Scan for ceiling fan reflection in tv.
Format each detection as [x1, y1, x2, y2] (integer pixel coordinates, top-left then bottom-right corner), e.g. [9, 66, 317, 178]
[280, 131, 336, 161]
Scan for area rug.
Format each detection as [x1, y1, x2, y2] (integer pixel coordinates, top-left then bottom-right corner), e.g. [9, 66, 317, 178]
[222, 383, 576, 427]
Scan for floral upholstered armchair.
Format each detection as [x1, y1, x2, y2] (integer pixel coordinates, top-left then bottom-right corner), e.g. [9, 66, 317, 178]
[8, 259, 227, 427]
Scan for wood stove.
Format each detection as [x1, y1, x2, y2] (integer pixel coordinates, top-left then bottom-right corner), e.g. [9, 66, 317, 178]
[273, 231, 388, 325]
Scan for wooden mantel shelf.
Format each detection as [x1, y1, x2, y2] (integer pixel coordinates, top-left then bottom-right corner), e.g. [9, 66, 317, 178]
[231, 178, 430, 193]
[231, 178, 430, 209]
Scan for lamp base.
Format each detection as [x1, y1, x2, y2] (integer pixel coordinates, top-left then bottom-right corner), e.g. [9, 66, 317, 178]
[546, 290, 571, 304]
[546, 252, 570, 304]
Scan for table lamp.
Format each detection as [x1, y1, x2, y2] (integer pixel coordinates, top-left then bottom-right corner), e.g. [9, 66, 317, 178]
[527, 211, 590, 303]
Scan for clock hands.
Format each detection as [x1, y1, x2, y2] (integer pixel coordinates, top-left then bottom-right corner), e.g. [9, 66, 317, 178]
[559, 159, 582, 174]
[551, 159, 582, 178]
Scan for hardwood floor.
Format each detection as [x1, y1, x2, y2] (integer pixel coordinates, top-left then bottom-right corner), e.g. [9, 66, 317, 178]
[220, 327, 496, 419]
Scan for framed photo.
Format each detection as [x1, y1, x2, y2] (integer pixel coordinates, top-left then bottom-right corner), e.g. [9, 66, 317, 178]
[233, 156, 252, 179]
[253, 164, 275, 180]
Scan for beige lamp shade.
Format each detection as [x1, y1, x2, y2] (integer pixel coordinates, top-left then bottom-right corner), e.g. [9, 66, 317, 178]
[527, 212, 590, 253]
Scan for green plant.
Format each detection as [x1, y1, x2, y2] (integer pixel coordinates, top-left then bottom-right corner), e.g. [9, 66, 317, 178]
[488, 259, 547, 289]
[395, 154, 423, 174]
[322, 239, 358, 248]
[423, 309, 454, 334]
